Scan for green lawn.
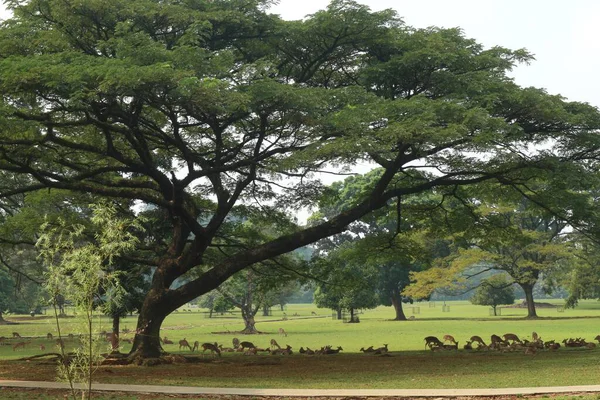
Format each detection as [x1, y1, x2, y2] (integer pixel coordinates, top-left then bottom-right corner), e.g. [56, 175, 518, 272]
[1, 300, 600, 360]
[1, 300, 600, 391]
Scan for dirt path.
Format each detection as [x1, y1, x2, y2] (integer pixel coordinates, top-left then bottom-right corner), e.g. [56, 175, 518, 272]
[2, 380, 600, 398]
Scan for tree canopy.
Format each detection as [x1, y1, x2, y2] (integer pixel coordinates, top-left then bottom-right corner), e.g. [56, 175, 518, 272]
[1, 0, 599, 358]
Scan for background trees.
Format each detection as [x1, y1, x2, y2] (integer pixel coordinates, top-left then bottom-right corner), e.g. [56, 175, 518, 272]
[1, 0, 599, 359]
[470, 274, 515, 316]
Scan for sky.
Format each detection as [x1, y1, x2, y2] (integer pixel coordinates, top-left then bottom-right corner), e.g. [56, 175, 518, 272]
[270, 0, 600, 108]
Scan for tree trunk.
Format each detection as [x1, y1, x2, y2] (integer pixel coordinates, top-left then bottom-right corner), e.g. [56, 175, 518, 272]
[521, 284, 538, 318]
[492, 305, 497, 316]
[241, 315, 258, 334]
[350, 308, 355, 322]
[128, 288, 174, 360]
[262, 304, 270, 317]
[0, 310, 5, 323]
[390, 293, 407, 321]
[111, 314, 120, 352]
[336, 308, 342, 320]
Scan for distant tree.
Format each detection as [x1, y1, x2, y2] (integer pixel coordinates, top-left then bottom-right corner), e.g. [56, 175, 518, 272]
[470, 274, 515, 316]
[0, 268, 14, 323]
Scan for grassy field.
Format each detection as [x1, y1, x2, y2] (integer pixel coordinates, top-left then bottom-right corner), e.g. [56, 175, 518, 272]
[1, 300, 600, 390]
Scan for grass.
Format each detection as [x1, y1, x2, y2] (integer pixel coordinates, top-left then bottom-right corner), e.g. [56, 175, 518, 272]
[1, 300, 600, 391]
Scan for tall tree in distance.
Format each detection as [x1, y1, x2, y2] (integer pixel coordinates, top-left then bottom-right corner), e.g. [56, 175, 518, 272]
[1, 0, 599, 359]
[470, 274, 515, 316]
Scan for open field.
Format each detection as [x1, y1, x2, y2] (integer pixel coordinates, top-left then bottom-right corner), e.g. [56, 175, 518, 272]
[1, 300, 600, 390]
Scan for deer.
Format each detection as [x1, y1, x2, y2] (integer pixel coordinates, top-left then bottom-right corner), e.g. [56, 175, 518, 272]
[179, 338, 192, 351]
[373, 344, 388, 355]
[12, 332, 21, 338]
[67, 333, 74, 340]
[46, 333, 53, 340]
[469, 336, 486, 346]
[548, 342, 560, 351]
[503, 333, 522, 344]
[311, 311, 317, 315]
[424, 336, 443, 349]
[443, 342, 459, 351]
[324, 346, 342, 354]
[532, 331, 539, 342]
[244, 347, 258, 355]
[463, 341, 473, 350]
[39, 344, 45, 351]
[192, 341, 200, 352]
[586, 342, 596, 349]
[239, 341, 256, 350]
[443, 334, 457, 344]
[232, 337, 240, 349]
[270, 338, 281, 350]
[594, 335, 600, 344]
[218, 344, 235, 352]
[278, 327, 288, 337]
[360, 346, 375, 353]
[55, 338, 65, 349]
[201, 342, 221, 357]
[162, 337, 174, 345]
[12, 341, 28, 351]
[524, 346, 537, 355]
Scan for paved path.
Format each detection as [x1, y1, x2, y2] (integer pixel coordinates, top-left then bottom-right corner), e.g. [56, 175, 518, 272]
[2, 380, 600, 397]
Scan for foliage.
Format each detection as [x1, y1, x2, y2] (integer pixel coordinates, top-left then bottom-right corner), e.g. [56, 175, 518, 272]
[1, 0, 599, 357]
[469, 274, 515, 315]
[37, 203, 144, 400]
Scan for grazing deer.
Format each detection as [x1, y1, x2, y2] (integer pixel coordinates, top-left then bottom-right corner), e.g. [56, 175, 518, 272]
[40, 344, 46, 351]
[503, 333, 522, 344]
[162, 337, 173, 345]
[424, 336, 443, 349]
[179, 338, 192, 351]
[12, 342, 27, 351]
[239, 341, 256, 350]
[311, 311, 317, 315]
[490, 334, 504, 346]
[594, 335, 600, 344]
[12, 332, 21, 338]
[201, 342, 221, 357]
[270, 338, 281, 350]
[278, 328, 288, 337]
[192, 341, 200, 352]
[443, 334, 457, 344]
[46, 333, 53, 340]
[469, 336, 486, 346]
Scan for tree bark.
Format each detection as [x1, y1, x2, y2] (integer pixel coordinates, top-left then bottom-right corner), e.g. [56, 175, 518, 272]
[390, 293, 407, 321]
[492, 305, 497, 316]
[262, 304, 270, 317]
[521, 283, 538, 318]
[111, 314, 120, 352]
[128, 287, 174, 360]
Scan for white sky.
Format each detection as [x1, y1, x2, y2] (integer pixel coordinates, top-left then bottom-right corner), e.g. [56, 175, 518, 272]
[271, 0, 600, 108]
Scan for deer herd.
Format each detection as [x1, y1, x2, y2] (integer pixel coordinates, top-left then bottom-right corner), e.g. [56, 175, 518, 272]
[424, 332, 600, 355]
[2, 329, 600, 357]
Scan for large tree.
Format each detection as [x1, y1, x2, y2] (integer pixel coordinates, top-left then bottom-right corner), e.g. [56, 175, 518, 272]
[1, 0, 599, 359]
